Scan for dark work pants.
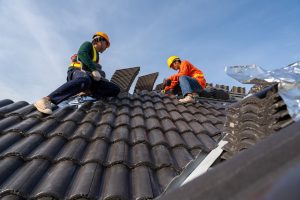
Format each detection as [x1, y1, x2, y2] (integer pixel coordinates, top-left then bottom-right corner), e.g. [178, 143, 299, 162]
[48, 69, 120, 105]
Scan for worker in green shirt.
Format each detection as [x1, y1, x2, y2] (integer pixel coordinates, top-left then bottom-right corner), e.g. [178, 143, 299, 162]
[34, 32, 120, 114]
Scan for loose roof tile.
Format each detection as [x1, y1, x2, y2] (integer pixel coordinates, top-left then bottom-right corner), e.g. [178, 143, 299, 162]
[0, 90, 229, 199]
[110, 66, 140, 92]
[134, 72, 159, 92]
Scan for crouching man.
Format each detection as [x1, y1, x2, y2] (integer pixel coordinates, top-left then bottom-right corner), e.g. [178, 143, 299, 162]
[163, 56, 206, 103]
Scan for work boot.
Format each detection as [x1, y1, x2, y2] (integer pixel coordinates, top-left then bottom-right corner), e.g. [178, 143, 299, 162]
[179, 95, 195, 104]
[34, 97, 53, 114]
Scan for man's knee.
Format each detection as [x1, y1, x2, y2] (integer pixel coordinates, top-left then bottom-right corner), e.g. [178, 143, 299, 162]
[179, 75, 189, 82]
[77, 77, 92, 90]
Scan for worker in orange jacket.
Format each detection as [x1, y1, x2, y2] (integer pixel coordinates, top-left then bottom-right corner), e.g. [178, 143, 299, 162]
[163, 56, 206, 103]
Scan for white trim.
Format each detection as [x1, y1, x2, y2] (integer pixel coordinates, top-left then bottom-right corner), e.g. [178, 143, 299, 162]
[181, 140, 228, 186]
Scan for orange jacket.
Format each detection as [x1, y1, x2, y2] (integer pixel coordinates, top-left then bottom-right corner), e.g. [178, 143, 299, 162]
[164, 60, 206, 91]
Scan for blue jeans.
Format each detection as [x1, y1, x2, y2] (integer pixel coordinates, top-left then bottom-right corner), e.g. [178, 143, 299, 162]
[179, 76, 203, 96]
[48, 69, 120, 104]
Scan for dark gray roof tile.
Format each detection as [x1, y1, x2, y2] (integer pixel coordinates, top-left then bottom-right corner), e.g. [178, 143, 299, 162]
[106, 141, 129, 166]
[131, 166, 156, 199]
[0, 132, 22, 153]
[130, 127, 148, 145]
[142, 101, 154, 109]
[97, 112, 115, 126]
[80, 111, 101, 125]
[156, 167, 178, 191]
[189, 121, 208, 135]
[0, 101, 28, 116]
[47, 106, 74, 121]
[67, 163, 103, 200]
[152, 145, 174, 168]
[175, 121, 192, 133]
[0, 116, 22, 132]
[165, 103, 177, 112]
[197, 133, 218, 152]
[131, 107, 144, 117]
[131, 115, 145, 129]
[70, 122, 95, 140]
[134, 72, 159, 92]
[48, 121, 77, 138]
[1, 195, 24, 200]
[131, 143, 152, 166]
[176, 104, 190, 113]
[148, 129, 167, 146]
[146, 117, 161, 130]
[170, 111, 184, 121]
[110, 67, 140, 92]
[181, 132, 203, 149]
[157, 109, 171, 120]
[28, 136, 66, 160]
[117, 106, 130, 116]
[111, 125, 129, 143]
[81, 139, 108, 164]
[144, 108, 156, 118]
[101, 164, 129, 200]
[172, 146, 194, 170]
[202, 122, 221, 136]
[181, 112, 196, 122]
[1, 134, 43, 158]
[0, 99, 13, 108]
[114, 114, 130, 127]
[0, 157, 24, 185]
[1, 159, 50, 198]
[154, 102, 165, 110]
[6, 104, 36, 117]
[54, 138, 87, 163]
[165, 131, 186, 148]
[92, 124, 112, 141]
[161, 119, 177, 132]
[132, 99, 143, 107]
[27, 119, 58, 136]
[32, 160, 77, 199]
[4, 117, 41, 134]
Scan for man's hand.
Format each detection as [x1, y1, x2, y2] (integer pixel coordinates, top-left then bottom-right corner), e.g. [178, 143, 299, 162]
[92, 70, 102, 81]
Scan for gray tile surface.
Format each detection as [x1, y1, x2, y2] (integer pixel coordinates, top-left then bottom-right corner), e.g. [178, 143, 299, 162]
[0, 91, 229, 199]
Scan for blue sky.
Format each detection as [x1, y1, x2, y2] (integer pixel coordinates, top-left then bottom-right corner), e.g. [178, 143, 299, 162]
[0, 0, 299, 103]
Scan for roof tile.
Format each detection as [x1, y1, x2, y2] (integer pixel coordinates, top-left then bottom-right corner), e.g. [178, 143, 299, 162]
[101, 164, 129, 200]
[67, 163, 103, 199]
[81, 139, 108, 164]
[54, 138, 87, 163]
[32, 160, 77, 199]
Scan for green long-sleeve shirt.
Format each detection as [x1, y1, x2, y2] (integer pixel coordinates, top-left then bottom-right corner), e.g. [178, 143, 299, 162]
[77, 41, 99, 72]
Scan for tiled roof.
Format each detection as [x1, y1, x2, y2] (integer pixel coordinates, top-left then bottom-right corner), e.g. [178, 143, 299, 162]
[0, 91, 229, 199]
[222, 84, 294, 160]
[160, 121, 300, 200]
[134, 72, 159, 93]
[110, 67, 140, 92]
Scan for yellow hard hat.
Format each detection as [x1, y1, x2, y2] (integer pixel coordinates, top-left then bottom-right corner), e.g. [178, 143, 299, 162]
[93, 32, 110, 48]
[167, 56, 180, 68]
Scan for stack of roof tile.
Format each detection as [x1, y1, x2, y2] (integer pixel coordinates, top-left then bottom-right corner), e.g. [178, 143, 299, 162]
[0, 90, 229, 199]
[110, 67, 140, 92]
[134, 72, 159, 93]
[222, 84, 294, 159]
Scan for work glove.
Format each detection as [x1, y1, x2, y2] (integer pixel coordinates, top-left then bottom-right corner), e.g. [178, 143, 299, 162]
[92, 70, 102, 81]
